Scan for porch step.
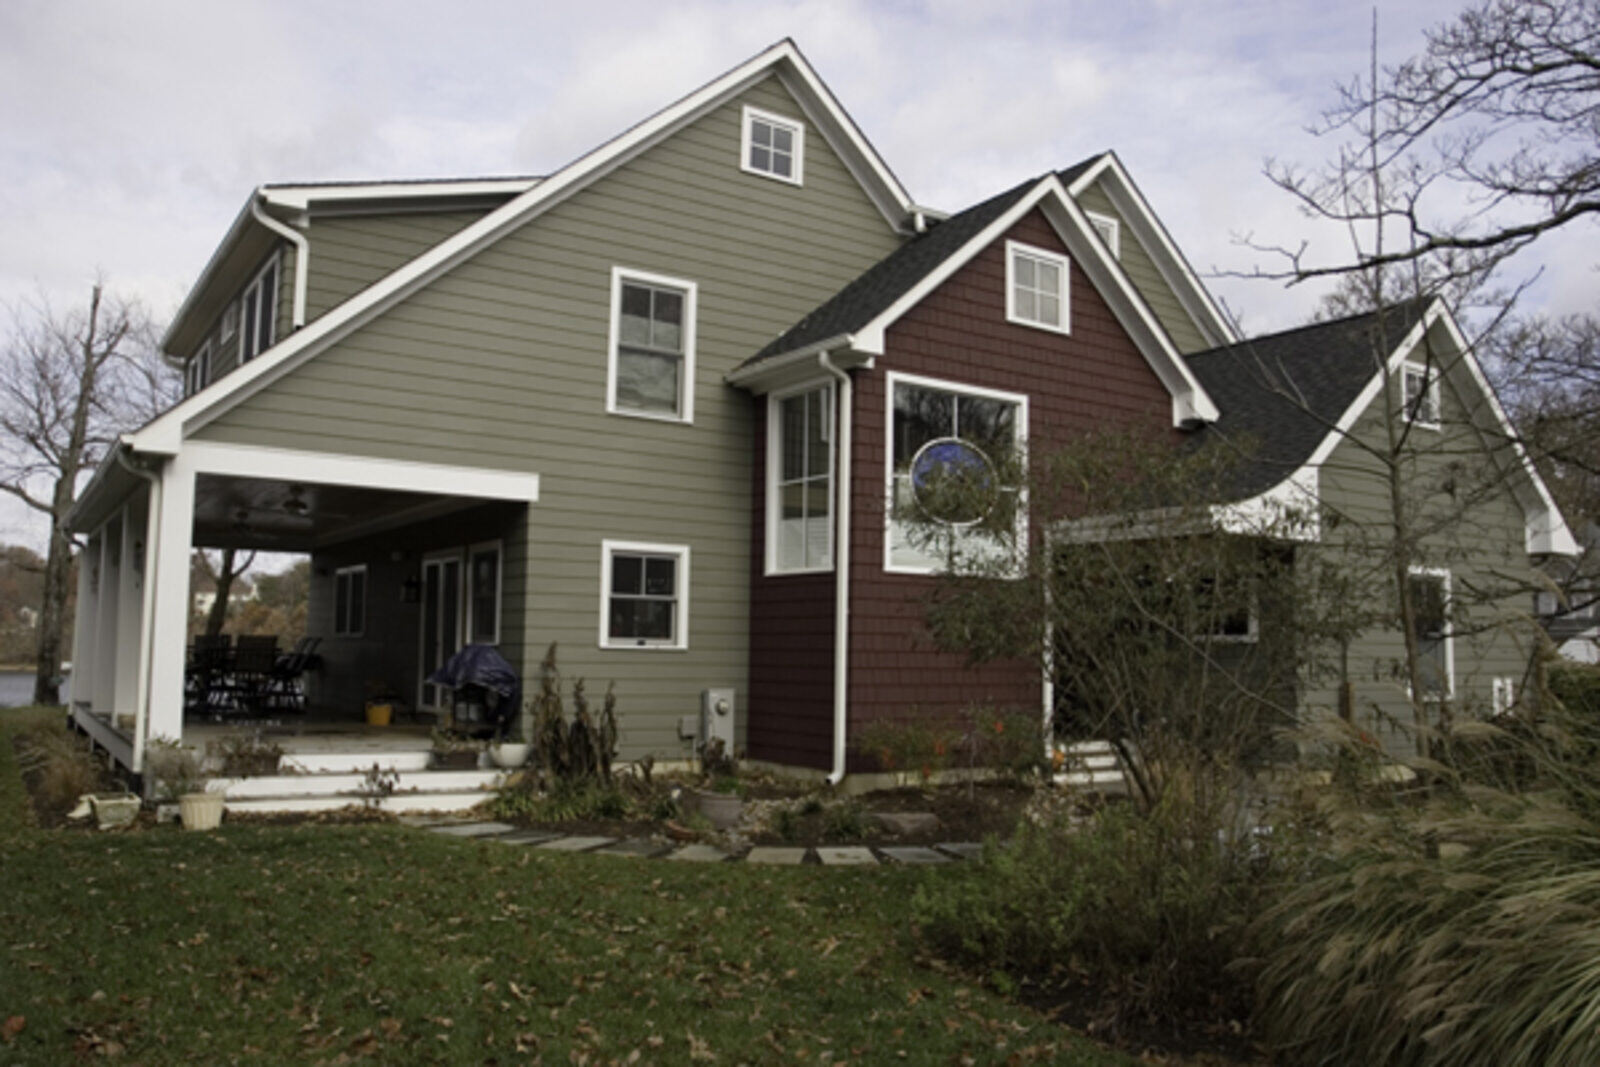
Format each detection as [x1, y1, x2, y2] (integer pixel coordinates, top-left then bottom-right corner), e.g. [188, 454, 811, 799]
[218, 769, 503, 800]
[223, 791, 493, 816]
[279, 749, 436, 774]
[1052, 740, 1133, 796]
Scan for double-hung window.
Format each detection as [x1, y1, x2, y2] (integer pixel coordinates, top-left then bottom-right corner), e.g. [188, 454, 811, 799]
[741, 105, 804, 185]
[601, 540, 689, 649]
[239, 253, 279, 362]
[467, 541, 501, 645]
[887, 372, 1026, 574]
[334, 564, 367, 637]
[608, 268, 696, 422]
[1403, 362, 1441, 428]
[1407, 568, 1453, 699]
[768, 384, 834, 573]
[185, 341, 212, 397]
[1006, 240, 1070, 333]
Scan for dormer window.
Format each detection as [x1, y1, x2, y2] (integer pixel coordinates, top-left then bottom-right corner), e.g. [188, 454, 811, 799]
[239, 253, 279, 362]
[1085, 211, 1121, 259]
[1403, 362, 1441, 428]
[185, 341, 213, 397]
[741, 106, 804, 185]
[1006, 241, 1070, 334]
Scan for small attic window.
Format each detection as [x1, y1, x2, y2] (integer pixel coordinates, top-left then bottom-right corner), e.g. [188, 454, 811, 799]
[1085, 211, 1121, 259]
[1403, 362, 1441, 428]
[741, 106, 804, 185]
[1006, 240, 1070, 334]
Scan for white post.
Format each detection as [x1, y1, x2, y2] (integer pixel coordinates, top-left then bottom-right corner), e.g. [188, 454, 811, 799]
[113, 501, 143, 725]
[143, 454, 194, 747]
[93, 519, 121, 713]
[70, 532, 100, 710]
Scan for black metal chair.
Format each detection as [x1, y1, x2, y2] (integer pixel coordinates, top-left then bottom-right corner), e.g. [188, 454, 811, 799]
[223, 635, 280, 717]
[186, 634, 233, 718]
[262, 636, 320, 714]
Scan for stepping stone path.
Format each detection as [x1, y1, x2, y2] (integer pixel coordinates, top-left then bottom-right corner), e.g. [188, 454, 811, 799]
[420, 820, 988, 867]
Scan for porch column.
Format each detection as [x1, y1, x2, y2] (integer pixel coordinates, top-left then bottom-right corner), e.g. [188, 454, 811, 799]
[93, 518, 121, 713]
[70, 531, 100, 709]
[113, 497, 147, 724]
[143, 453, 194, 747]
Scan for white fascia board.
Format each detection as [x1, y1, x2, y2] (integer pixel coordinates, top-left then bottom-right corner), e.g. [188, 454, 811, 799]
[1067, 153, 1239, 349]
[182, 441, 540, 501]
[158, 199, 257, 354]
[135, 40, 911, 454]
[724, 334, 868, 393]
[261, 178, 542, 212]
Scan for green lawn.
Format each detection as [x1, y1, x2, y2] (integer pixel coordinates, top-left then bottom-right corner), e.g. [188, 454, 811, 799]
[0, 709, 1129, 1065]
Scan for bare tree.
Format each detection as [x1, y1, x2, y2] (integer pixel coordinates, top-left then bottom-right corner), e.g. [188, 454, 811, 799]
[0, 282, 177, 704]
[193, 548, 257, 637]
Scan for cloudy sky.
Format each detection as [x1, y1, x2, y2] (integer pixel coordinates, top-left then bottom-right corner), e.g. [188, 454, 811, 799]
[0, 0, 1589, 548]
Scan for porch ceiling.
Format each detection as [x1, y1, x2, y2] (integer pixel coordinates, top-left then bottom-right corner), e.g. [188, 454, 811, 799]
[193, 474, 464, 551]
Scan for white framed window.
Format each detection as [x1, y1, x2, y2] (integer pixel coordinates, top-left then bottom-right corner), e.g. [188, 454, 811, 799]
[740, 105, 804, 185]
[767, 383, 834, 574]
[1084, 210, 1121, 259]
[333, 564, 367, 637]
[1406, 567, 1454, 699]
[1492, 676, 1516, 716]
[1197, 579, 1259, 643]
[239, 252, 280, 363]
[1005, 240, 1070, 334]
[600, 540, 689, 650]
[607, 267, 697, 423]
[1403, 362, 1441, 428]
[220, 301, 239, 344]
[467, 540, 502, 645]
[185, 341, 212, 397]
[886, 371, 1027, 575]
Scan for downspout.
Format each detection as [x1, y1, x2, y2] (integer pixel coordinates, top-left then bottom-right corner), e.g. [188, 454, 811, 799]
[249, 190, 308, 330]
[818, 353, 853, 786]
[113, 445, 161, 774]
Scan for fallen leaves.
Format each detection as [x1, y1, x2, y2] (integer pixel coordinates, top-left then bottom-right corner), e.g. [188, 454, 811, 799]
[1, 1015, 24, 1042]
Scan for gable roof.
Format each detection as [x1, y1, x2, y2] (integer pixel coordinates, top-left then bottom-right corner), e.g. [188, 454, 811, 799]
[728, 159, 1219, 427]
[131, 39, 913, 456]
[1189, 298, 1577, 556]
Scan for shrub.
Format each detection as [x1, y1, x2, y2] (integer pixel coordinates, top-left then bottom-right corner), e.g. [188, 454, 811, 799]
[856, 705, 1045, 786]
[912, 792, 1272, 1035]
[1548, 660, 1600, 722]
[14, 719, 112, 813]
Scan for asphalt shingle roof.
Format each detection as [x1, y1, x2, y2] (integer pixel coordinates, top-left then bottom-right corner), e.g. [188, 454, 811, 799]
[1183, 299, 1432, 501]
[741, 156, 1103, 366]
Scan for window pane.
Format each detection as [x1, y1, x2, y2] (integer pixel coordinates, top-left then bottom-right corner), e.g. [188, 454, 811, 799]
[894, 385, 953, 467]
[1014, 255, 1036, 288]
[1013, 288, 1037, 322]
[334, 573, 350, 634]
[350, 569, 365, 633]
[619, 284, 652, 346]
[750, 145, 771, 172]
[771, 153, 792, 178]
[471, 549, 498, 642]
[610, 598, 673, 641]
[1035, 260, 1059, 293]
[611, 554, 642, 595]
[772, 126, 792, 154]
[644, 556, 676, 596]
[958, 395, 1015, 456]
[780, 395, 806, 481]
[806, 389, 828, 476]
[616, 350, 680, 413]
[241, 289, 259, 358]
[1037, 293, 1060, 326]
[751, 121, 773, 149]
[778, 510, 805, 571]
[257, 264, 276, 351]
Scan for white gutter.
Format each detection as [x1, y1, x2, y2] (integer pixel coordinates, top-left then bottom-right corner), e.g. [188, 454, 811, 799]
[112, 446, 161, 774]
[818, 352, 853, 786]
[249, 190, 308, 330]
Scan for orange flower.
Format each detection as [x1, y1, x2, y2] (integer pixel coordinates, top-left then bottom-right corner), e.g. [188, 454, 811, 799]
[920, 762, 933, 780]
[933, 739, 947, 757]
[993, 718, 1005, 735]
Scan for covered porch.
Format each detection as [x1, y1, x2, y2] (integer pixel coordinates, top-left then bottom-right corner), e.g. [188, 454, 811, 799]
[66, 439, 540, 775]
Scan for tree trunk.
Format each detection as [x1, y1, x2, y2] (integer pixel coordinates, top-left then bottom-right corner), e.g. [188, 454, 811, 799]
[31, 479, 74, 706]
[206, 547, 237, 637]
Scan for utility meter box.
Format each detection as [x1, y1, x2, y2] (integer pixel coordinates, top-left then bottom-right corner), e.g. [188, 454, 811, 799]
[700, 688, 737, 753]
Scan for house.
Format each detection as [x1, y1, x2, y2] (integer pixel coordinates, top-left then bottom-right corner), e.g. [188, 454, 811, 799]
[64, 40, 1575, 784]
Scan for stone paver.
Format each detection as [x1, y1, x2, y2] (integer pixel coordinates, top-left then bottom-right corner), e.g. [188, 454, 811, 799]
[877, 846, 952, 865]
[429, 821, 517, 837]
[745, 847, 809, 865]
[491, 830, 564, 846]
[935, 842, 985, 861]
[399, 815, 458, 828]
[870, 811, 941, 835]
[599, 838, 675, 859]
[666, 844, 733, 862]
[534, 835, 618, 852]
[815, 846, 878, 866]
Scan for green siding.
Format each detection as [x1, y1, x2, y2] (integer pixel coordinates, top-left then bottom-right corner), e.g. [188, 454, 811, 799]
[1299, 320, 1540, 758]
[1075, 181, 1210, 353]
[302, 210, 491, 321]
[194, 74, 904, 759]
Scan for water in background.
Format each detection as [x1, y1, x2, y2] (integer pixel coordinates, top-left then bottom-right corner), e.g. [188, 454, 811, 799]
[0, 671, 70, 707]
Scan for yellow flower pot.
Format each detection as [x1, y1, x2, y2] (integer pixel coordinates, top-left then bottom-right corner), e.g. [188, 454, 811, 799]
[365, 702, 393, 727]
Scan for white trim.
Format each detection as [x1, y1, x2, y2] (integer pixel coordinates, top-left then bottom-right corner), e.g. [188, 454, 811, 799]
[599, 539, 690, 651]
[1402, 360, 1442, 430]
[1066, 153, 1239, 348]
[237, 250, 280, 363]
[1005, 240, 1071, 335]
[467, 539, 503, 646]
[262, 178, 543, 212]
[134, 40, 912, 456]
[1407, 565, 1455, 700]
[333, 564, 367, 637]
[740, 105, 805, 185]
[606, 266, 698, 424]
[883, 370, 1029, 576]
[765, 380, 836, 575]
[1084, 209, 1120, 259]
[181, 441, 540, 501]
[185, 340, 212, 397]
[418, 549, 466, 712]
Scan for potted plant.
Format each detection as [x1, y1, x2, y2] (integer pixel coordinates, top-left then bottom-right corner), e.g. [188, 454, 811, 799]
[489, 721, 531, 769]
[430, 728, 484, 770]
[687, 738, 744, 829]
[145, 737, 224, 831]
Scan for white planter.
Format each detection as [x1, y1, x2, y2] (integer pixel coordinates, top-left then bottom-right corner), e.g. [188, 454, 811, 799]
[89, 792, 141, 830]
[490, 742, 531, 769]
[179, 791, 225, 831]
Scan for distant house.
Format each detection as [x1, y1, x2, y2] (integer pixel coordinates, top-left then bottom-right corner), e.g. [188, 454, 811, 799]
[65, 40, 1575, 778]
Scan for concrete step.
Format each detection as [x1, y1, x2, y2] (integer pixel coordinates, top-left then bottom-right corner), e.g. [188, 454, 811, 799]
[223, 791, 492, 816]
[278, 750, 436, 774]
[218, 769, 503, 799]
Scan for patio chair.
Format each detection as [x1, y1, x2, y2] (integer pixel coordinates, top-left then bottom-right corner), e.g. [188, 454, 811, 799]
[261, 636, 320, 714]
[186, 633, 234, 718]
[223, 635, 280, 717]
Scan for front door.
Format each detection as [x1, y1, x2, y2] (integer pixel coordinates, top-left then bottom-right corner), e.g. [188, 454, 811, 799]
[418, 553, 463, 711]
